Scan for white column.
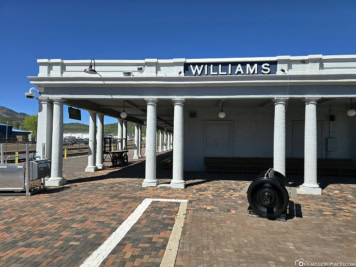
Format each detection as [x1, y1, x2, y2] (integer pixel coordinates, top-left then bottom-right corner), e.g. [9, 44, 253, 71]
[169, 132, 172, 150]
[143, 99, 158, 187]
[298, 98, 322, 195]
[133, 123, 139, 160]
[96, 114, 104, 170]
[171, 99, 185, 189]
[164, 131, 168, 152]
[47, 100, 66, 186]
[273, 98, 288, 176]
[123, 121, 127, 150]
[36, 98, 53, 160]
[85, 111, 97, 172]
[158, 130, 162, 152]
[46, 101, 53, 160]
[138, 125, 142, 158]
[117, 119, 123, 150]
[169, 133, 172, 150]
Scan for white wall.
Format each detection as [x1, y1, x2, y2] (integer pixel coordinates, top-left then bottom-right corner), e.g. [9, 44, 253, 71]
[63, 133, 89, 139]
[184, 101, 355, 171]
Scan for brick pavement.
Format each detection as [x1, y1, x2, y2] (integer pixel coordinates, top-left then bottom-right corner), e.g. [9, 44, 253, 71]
[0, 152, 355, 266]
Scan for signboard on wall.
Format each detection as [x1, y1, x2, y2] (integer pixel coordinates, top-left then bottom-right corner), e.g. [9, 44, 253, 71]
[68, 107, 81, 121]
[184, 61, 277, 76]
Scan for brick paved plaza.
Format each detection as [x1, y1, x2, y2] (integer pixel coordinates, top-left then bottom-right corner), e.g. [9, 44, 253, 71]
[0, 152, 355, 267]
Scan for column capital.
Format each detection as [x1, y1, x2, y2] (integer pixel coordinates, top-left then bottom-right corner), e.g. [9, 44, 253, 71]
[145, 98, 158, 105]
[37, 97, 51, 103]
[88, 110, 97, 116]
[52, 99, 64, 105]
[305, 97, 320, 104]
[273, 97, 289, 105]
[172, 98, 185, 105]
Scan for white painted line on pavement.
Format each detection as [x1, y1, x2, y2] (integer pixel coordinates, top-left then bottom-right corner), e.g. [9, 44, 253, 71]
[80, 198, 188, 267]
[160, 201, 188, 267]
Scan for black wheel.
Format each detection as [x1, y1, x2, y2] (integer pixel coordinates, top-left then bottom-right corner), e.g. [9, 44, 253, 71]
[123, 154, 128, 165]
[112, 156, 118, 167]
[247, 177, 289, 219]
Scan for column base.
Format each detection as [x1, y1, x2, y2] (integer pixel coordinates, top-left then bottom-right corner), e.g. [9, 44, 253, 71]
[96, 164, 104, 170]
[170, 181, 185, 189]
[46, 177, 67, 186]
[85, 166, 97, 173]
[142, 180, 158, 187]
[297, 184, 322, 195]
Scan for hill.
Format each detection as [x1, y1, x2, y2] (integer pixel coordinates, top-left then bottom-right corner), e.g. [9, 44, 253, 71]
[0, 106, 145, 137]
[63, 123, 89, 133]
[0, 106, 28, 118]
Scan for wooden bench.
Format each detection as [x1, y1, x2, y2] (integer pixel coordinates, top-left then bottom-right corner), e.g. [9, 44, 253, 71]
[204, 157, 356, 176]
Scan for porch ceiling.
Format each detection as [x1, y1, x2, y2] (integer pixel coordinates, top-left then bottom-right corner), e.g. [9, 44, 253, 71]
[63, 97, 353, 130]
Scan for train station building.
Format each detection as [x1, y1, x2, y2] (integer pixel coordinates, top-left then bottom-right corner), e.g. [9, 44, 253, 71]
[28, 55, 356, 194]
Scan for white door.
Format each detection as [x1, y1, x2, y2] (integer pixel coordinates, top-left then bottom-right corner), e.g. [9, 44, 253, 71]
[205, 121, 233, 157]
[292, 121, 323, 158]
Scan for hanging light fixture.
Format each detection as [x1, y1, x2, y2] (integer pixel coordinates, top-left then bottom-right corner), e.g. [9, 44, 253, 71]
[120, 101, 128, 119]
[218, 101, 226, 119]
[347, 99, 356, 117]
[84, 59, 97, 74]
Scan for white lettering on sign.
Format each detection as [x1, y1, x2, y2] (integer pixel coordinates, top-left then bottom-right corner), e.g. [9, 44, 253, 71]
[210, 65, 217, 75]
[235, 64, 244, 74]
[219, 64, 227, 75]
[246, 64, 258, 74]
[187, 62, 274, 76]
[190, 65, 204, 76]
[262, 63, 271, 74]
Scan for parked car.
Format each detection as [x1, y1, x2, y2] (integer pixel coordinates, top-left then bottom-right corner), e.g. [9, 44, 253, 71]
[76, 138, 89, 145]
[63, 139, 75, 145]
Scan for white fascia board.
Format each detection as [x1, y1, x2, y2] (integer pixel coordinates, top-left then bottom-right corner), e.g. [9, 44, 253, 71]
[41, 95, 356, 100]
[27, 74, 356, 87]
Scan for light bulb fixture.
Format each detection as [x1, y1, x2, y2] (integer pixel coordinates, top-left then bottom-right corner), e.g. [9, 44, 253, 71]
[218, 111, 226, 119]
[218, 100, 226, 119]
[84, 59, 97, 74]
[120, 101, 127, 119]
[347, 99, 356, 117]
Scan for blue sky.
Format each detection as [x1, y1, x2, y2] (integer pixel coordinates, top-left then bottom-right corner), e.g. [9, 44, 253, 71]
[0, 0, 355, 124]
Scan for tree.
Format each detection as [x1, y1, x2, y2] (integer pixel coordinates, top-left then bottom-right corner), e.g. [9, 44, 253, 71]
[24, 115, 38, 136]
[13, 121, 20, 129]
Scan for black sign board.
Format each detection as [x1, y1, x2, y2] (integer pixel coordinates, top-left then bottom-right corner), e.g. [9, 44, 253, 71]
[68, 107, 81, 121]
[184, 61, 277, 76]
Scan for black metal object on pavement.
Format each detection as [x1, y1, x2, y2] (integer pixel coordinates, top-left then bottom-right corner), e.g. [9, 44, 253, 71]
[247, 168, 289, 220]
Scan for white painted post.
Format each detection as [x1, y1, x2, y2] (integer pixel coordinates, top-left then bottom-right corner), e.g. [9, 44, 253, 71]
[163, 131, 167, 152]
[123, 121, 127, 150]
[85, 111, 97, 172]
[96, 114, 104, 170]
[133, 123, 139, 160]
[46, 101, 53, 160]
[273, 98, 288, 176]
[158, 130, 162, 152]
[117, 119, 123, 150]
[171, 99, 185, 189]
[36, 98, 45, 158]
[142, 99, 158, 187]
[138, 125, 142, 158]
[0, 144, 3, 164]
[36, 98, 53, 159]
[298, 98, 322, 195]
[47, 100, 66, 186]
